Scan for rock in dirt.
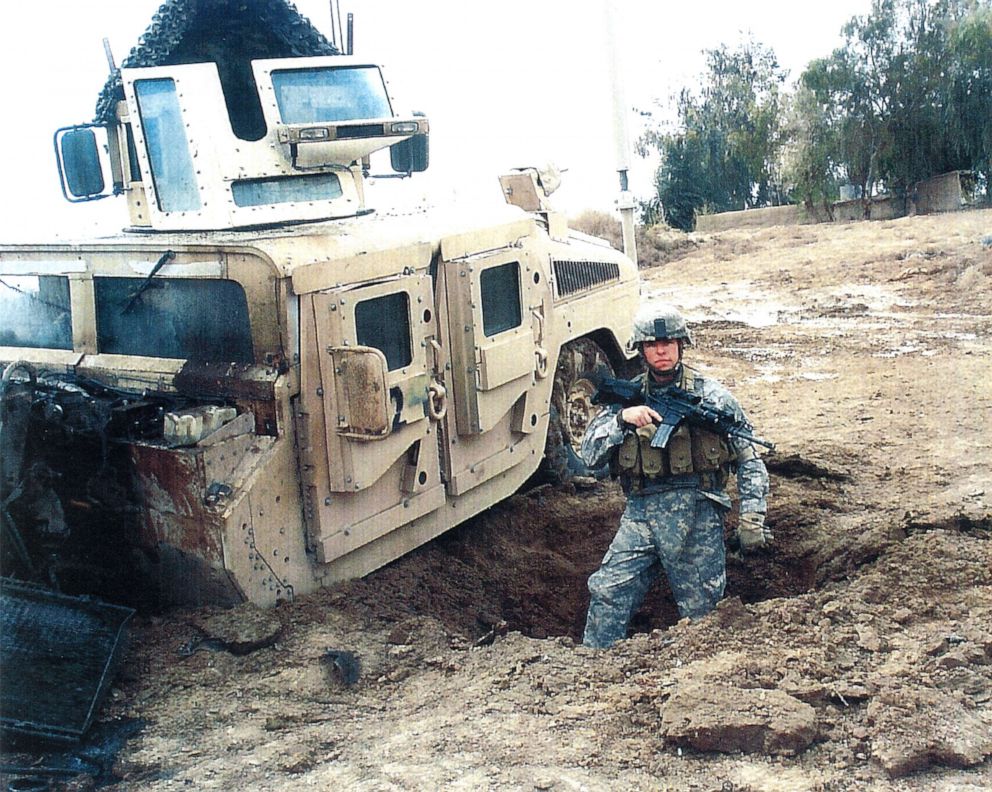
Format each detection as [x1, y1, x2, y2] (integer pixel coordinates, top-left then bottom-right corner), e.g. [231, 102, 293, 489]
[659, 681, 817, 755]
[868, 688, 992, 778]
[710, 595, 756, 629]
[321, 649, 361, 685]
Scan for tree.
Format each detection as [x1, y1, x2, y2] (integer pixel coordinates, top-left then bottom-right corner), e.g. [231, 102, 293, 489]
[947, 4, 992, 192]
[648, 1, 992, 221]
[794, 0, 992, 206]
[652, 130, 707, 231]
[780, 85, 842, 218]
[639, 39, 788, 230]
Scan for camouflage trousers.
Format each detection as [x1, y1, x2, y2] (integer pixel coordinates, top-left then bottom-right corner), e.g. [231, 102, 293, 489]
[582, 488, 727, 648]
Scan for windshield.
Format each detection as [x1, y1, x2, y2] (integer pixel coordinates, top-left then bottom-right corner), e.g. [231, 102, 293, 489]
[271, 66, 392, 123]
[0, 275, 73, 350]
[94, 277, 253, 362]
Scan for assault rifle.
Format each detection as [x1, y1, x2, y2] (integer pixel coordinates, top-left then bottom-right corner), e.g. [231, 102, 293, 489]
[593, 375, 775, 451]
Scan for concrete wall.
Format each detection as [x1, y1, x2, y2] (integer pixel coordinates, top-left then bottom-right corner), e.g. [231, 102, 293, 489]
[871, 196, 903, 220]
[830, 199, 865, 223]
[913, 171, 965, 214]
[832, 195, 902, 222]
[694, 197, 898, 232]
[695, 204, 802, 232]
[690, 171, 975, 233]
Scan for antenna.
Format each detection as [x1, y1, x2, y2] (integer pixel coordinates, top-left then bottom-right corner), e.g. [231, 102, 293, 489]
[328, 0, 339, 50]
[102, 37, 117, 74]
[336, 2, 346, 54]
[327, 2, 353, 55]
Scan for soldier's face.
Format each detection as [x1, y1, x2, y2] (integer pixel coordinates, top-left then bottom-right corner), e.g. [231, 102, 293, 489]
[642, 338, 681, 374]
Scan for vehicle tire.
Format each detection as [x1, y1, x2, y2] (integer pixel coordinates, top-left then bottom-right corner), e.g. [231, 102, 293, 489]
[538, 338, 614, 484]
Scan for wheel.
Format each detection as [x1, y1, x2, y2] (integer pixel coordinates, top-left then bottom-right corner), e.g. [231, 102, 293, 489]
[538, 338, 614, 483]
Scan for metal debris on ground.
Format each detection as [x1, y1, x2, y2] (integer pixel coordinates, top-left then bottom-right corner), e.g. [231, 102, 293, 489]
[0, 578, 134, 743]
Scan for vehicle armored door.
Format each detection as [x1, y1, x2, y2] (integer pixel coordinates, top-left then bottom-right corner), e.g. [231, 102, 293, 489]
[439, 237, 551, 496]
[301, 273, 446, 563]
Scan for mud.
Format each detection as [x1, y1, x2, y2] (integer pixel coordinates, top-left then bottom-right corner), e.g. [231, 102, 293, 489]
[7, 209, 992, 791]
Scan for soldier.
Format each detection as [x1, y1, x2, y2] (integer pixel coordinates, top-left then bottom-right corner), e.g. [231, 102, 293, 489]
[580, 305, 770, 648]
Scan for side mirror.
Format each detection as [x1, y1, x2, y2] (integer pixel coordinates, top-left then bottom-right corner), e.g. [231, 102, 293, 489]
[54, 125, 112, 202]
[390, 133, 429, 174]
[327, 346, 392, 440]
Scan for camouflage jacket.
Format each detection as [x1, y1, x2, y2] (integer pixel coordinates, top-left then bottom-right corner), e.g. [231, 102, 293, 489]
[579, 366, 769, 514]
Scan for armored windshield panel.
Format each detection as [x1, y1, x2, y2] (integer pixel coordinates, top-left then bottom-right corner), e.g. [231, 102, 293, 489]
[0, 275, 72, 350]
[271, 66, 392, 123]
[231, 173, 343, 207]
[94, 277, 253, 362]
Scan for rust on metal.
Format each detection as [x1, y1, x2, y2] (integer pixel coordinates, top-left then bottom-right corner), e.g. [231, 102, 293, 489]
[129, 443, 224, 561]
[175, 360, 279, 401]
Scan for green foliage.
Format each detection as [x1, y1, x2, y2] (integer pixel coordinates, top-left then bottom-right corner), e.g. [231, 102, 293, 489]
[793, 0, 992, 203]
[947, 5, 992, 186]
[640, 39, 788, 230]
[637, 195, 665, 227]
[655, 130, 708, 231]
[780, 85, 842, 215]
[645, 0, 992, 220]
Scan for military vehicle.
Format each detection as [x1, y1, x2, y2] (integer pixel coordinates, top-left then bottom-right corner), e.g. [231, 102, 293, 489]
[0, 0, 639, 608]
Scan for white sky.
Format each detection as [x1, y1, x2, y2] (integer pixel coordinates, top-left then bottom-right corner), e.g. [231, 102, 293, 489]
[0, 0, 873, 240]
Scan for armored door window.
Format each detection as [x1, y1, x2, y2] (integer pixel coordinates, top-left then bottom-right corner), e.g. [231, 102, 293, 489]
[0, 275, 72, 350]
[480, 261, 522, 337]
[94, 277, 253, 362]
[355, 291, 411, 371]
[133, 79, 201, 212]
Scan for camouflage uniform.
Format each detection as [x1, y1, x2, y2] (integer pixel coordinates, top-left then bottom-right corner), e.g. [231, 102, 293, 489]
[580, 364, 769, 648]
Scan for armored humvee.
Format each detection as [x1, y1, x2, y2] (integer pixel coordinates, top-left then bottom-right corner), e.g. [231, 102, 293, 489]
[0, 0, 638, 608]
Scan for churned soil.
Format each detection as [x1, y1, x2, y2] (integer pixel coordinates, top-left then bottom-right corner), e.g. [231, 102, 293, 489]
[17, 209, 992, 791]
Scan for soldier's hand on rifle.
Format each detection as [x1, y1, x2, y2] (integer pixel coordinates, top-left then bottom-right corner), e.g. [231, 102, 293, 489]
[737, 512, 773, 552]
[620, 405, 662, 428]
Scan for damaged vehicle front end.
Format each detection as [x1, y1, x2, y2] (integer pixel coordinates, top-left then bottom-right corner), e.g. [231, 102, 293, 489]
[0, 248, 306, 609]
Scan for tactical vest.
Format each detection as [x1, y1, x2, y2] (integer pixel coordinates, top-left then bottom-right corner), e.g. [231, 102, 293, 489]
[614, 370, 732, 489]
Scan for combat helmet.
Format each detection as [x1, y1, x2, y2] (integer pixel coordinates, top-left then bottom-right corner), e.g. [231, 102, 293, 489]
[628, 304, 693, 351]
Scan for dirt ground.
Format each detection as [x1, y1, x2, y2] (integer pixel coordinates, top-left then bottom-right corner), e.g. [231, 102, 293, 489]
[11, 209, 992, 791]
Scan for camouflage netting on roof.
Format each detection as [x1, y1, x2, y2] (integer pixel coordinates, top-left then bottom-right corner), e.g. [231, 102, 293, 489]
[94, 0, 337, 124]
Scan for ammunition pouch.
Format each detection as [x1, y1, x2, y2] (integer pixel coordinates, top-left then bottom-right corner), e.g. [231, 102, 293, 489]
[616, 422, 731, 489]
[617, 428, 642, 473]
[639, 426, 665, 476]
[691, 427, 728, 471]
[668, 424, 693, 474]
